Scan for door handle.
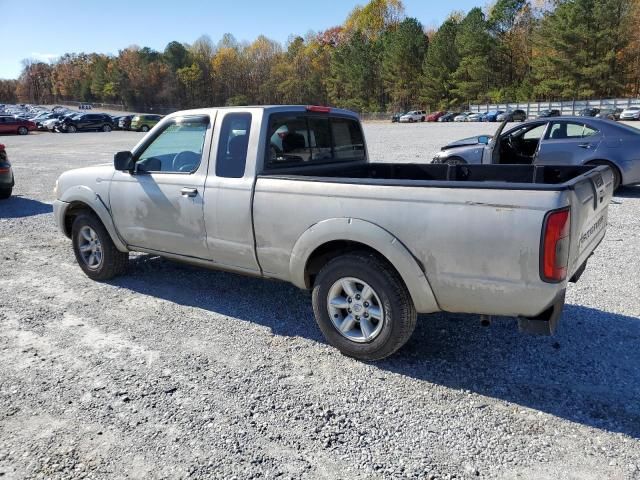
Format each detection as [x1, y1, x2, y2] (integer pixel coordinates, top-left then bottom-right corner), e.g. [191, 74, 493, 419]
[181, 187, 198, 197]
[578, 143, 592, 149]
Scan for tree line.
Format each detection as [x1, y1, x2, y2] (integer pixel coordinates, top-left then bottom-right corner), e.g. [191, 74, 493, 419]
[2, 0, 639, 113]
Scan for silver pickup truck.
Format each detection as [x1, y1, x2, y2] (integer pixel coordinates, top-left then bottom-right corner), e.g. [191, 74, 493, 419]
[53, 106, 613, 360]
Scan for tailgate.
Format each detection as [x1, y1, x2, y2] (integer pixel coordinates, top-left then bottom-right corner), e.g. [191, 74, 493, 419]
[566, 165, 613, 278]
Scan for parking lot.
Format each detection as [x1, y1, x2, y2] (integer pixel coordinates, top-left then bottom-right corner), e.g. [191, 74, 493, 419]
[1, 123, 640, 479]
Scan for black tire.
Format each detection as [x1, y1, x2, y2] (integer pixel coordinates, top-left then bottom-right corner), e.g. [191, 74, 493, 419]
[588, 161, 621, 191]
[140, 125, 149, 132]
[0, 187, 11, 199]
[67, 124, 77, 133]
[71, 213, 128, 281]
[312, 251, 417, 361]
[102, 124, 112, 132]
[17, 126, 28, 135]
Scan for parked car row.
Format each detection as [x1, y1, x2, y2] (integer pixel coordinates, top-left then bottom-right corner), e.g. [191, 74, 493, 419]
[390, 106, 640, 124]
[0, 104, 165, 135]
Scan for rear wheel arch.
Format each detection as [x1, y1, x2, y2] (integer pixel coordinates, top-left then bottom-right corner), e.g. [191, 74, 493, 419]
[290, 218, 440, 313]
[585, 159, 622, 190]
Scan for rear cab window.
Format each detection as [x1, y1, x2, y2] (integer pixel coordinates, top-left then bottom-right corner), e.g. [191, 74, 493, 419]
[266, 113, 365, 169]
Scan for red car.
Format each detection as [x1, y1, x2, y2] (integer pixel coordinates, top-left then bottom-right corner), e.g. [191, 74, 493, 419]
[0, 115, 37, 135]
[426, 111, 446, 122]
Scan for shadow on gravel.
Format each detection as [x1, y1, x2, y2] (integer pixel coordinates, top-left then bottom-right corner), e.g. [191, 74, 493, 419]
[613, 186, 640, 198]
[0, 196, 53, 218]
[113, 255, 640, 439]
[384, 305, 640, 439]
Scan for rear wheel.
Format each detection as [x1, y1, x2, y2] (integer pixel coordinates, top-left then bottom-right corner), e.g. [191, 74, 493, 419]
[0, 187, 11, 199]
[140, 125, 149, 132]
[17, 126, 28, 135]
[102, 124, 112, 132]
[71, 213, 128, 281]
[312, 251, 417, 361]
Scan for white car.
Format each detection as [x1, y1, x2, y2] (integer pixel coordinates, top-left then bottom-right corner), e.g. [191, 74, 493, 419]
[42, 118, 60, 131]
[454, 112, 472, 122]
[466, 112, 484, 122]
[620, 107, 640, 120]
[399, 111, 426, 123]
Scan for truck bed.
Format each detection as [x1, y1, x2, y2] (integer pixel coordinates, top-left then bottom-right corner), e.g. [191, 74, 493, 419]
[261, 163, 603, 190]
[254, 163, 613, 318]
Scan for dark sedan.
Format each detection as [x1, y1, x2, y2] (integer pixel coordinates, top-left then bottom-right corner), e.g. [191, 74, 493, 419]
[496, 109, 527, 122]
[537, 109, 561, 118]
[438, 112, 459, 122]
[433, 117, 640, 190]
[0, 115, 36, 135]
[58, 113, 115, 133]
[578, 107, 600, 117]
[0, 144, 14, 199]
[117, 115, 134, 130]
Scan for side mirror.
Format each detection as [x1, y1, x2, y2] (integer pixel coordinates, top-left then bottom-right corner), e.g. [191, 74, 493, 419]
[114, 151, 134, 172]
[478, 135, 490, 145]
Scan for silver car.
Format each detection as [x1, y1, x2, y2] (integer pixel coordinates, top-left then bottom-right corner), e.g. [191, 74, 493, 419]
[433, 117, 640, 189]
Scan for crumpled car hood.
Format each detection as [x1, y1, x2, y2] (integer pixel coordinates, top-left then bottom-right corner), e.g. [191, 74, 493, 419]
[441, 135, 492, 150]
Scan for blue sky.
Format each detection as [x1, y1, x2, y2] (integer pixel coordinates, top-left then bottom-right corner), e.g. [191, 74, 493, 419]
[0, 0, 480, 79]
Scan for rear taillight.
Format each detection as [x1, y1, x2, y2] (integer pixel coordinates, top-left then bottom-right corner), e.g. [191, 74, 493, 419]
[541, 208, 571, 282]
[0, 167, 10, 173]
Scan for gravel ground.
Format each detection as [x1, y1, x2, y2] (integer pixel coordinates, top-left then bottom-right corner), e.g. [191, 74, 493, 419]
[1, 124, 639, 480]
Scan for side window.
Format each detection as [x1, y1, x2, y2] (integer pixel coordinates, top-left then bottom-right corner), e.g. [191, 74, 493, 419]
[331, 118, 365, 161]
[135, 116, 208, 173]
[522, 124, 546, 140]
[216, 112, 252, 178]
[548, 122, 599, 140]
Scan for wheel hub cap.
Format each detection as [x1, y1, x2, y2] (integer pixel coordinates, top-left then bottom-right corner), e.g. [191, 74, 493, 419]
[327, 277, 384, 343]
[78, 226, 103, 270]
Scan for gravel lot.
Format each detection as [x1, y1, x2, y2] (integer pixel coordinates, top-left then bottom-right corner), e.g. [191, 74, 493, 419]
[1, 123, 639, 479]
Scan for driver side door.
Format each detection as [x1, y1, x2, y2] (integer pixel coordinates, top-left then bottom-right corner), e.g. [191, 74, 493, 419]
[109, 114, 213, 259]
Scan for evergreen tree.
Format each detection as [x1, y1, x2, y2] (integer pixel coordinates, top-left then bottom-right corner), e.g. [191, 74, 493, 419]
[381, 17, 428, 110]
[533, 0, 633, 99]
[420, 17, 460, 109]
[451, 8, 494, 104]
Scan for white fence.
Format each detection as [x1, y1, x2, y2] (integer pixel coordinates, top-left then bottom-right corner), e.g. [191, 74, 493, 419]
[469, 98, 640, 118]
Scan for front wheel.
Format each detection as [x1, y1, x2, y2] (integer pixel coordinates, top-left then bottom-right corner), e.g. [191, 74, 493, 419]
[67, 125, 77, 133]
[312, 252, 417, 361]
[17, 126, 28, 135]
[102, 124, 112, 132]
[140, 125, 149, 132]
[71, 213, 129, 281]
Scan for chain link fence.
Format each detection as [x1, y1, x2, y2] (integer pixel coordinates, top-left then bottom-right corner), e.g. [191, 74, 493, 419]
[468, 98, 640, 118]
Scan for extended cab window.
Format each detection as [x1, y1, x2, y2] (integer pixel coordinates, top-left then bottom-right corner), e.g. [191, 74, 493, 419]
[216, 112, 252, 178]
[266, 114, 365, 168]
[135, 116, 208, 173]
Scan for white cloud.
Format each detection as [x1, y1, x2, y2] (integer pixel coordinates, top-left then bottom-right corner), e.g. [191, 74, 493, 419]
[30, 52, 59, 62]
